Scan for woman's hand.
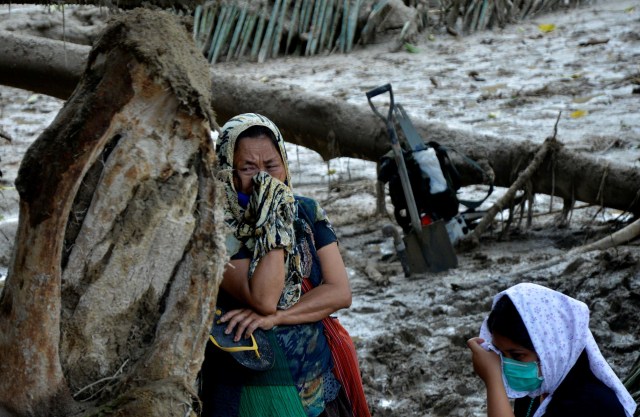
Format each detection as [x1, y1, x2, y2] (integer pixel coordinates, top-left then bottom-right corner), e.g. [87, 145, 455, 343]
[467, 337, 502, 384]
[220, 308, 278, 342]
[467, 337, 514, 417]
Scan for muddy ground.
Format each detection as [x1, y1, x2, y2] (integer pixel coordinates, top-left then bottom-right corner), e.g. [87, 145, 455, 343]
[1, 1, 639, 416]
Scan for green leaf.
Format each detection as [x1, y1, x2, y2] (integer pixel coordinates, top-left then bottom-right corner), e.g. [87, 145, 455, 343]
[403, 43, 419, 53]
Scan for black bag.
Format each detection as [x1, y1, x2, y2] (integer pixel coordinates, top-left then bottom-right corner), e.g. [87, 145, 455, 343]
[378, 141, 488, 233]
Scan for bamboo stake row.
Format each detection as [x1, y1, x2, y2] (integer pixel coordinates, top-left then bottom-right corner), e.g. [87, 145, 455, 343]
[457, 0, 585, 33]
[193, 0, 588, 64]
[193, 0, 364, 64]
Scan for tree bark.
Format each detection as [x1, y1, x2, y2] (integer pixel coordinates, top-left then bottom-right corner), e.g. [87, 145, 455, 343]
[1, 31, 639, 216]
[0, 9, 224, 417]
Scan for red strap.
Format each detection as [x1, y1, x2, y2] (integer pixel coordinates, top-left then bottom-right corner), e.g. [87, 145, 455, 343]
[323, 316, 372, 417]
[302, 279, 371, 417]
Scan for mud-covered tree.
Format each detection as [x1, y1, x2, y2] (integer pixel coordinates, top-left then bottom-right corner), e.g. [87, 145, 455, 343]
[0, 9, 225, 417]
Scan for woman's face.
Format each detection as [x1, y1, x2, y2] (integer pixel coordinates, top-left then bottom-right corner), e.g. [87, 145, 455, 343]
[233, 134, 286, 194]
[492, 332, 538, 363]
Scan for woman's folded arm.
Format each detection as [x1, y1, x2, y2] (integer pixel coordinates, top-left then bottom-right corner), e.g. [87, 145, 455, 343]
[220, 248, 285, 315]
[275, 242, 352, 326]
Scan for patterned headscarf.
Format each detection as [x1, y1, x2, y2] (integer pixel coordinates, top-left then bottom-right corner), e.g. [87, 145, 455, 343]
[216, 113, 301, 309]
[479, 283, 636, 417]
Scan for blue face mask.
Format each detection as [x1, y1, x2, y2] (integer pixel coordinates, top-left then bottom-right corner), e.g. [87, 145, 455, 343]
[237, 191, 251, 208]
[502, 357, 544, 392]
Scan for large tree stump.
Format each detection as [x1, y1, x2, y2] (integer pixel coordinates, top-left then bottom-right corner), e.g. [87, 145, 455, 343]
[0, 9, 225, 417]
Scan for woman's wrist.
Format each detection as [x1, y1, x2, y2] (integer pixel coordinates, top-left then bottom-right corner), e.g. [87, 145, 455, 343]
[271, 308, 285, 327]
[485, 372, 504, 388]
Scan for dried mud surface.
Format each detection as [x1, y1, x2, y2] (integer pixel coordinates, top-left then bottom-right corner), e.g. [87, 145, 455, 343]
[1, 2, 639, 416]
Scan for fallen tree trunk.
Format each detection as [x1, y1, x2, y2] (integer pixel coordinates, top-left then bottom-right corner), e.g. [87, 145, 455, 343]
[209, 75, 640, 216]
[1, 32, 639, 216]
[0, 30, 87, 99]
[0, 9, 224, 417]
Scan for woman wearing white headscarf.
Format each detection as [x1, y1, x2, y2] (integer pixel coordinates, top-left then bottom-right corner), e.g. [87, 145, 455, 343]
[467, 283, 636, 417]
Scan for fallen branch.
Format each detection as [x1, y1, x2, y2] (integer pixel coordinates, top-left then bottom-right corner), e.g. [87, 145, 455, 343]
[578, 38, 609, 47]
[0, 128, 12, 142]
[570, 217, 640, 255]
[507, 217, 640, 277]
[460, 133, 561, 249]
[364, 260, 390, 287]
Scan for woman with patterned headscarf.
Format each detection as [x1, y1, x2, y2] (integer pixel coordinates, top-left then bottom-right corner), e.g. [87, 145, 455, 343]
[199, 114, 370, 417]
[467, 283, 636, 417]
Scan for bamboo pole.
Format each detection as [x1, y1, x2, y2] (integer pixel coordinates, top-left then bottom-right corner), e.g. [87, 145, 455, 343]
[327, 0, 341, 52]
[467, 0, 482, 32]
[198, 5, 214, 49]
[207, 5, 228, 62]
[286, 0, 302, 54]
[237, 13, 257, 59]
[498, 0, 509, 23]
[201, 4, 219, 55]
[339, 0, 349, 52]
[346, 0, 361, 53]
[476, 0, 488, 31]
[305, 0, 322, 55]
[272, 0, 290, 58]
[226, 6, 247, 61]
[210, 6, 237, 64]
[310, 0, 328, 55]
[520, 0, 534, 20]
[193, 5, 203, 46]
[300, 0, 314, 43]
[319, 0, 334, 52]
[480, 0, 493, 30]
[250, 8, 267, 60]
[258, 0, 282, 63]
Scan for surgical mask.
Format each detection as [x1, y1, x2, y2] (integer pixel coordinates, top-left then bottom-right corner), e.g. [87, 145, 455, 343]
[502, 357, 543, 392]
[237, 191, 251, 208]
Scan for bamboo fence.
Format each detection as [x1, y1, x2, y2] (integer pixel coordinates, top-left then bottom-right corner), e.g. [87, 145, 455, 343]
[446, 0, 588, 33]
[194, 0, 365, 64]
[193, 0, 589, 62]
